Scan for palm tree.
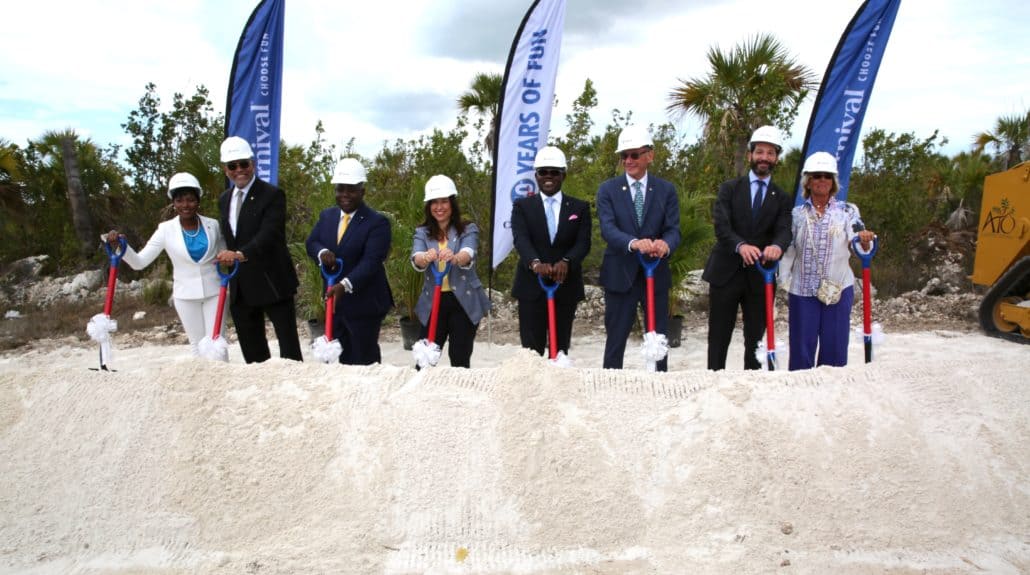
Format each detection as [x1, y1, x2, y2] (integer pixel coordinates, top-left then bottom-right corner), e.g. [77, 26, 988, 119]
[457, 72, 503, 157]
[60, 136, 96, 259]
[972, 111, 1029, 169]
[666, 34, 817, 175]
[0, 141, 29, 255]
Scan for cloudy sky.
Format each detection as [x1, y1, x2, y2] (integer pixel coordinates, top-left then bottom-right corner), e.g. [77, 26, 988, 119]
[2, 0, 1027, 162]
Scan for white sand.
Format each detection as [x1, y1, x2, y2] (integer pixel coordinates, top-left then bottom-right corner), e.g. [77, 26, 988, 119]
[1, 328, 1028, 574]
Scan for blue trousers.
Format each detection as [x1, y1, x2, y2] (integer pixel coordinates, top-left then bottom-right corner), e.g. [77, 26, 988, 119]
[603, 278, 669, 371]
[788, 286, 854, 370]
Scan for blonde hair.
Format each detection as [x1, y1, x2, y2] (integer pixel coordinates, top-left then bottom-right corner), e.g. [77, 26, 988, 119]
[800, 172, 840, 199]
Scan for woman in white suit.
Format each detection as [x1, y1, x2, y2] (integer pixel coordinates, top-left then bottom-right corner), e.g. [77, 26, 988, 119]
[106, 172, 227, 355]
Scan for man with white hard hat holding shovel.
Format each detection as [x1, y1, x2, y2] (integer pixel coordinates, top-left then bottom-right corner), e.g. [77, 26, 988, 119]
[510, 145, 592, 361]
[216, 136, 303, 363]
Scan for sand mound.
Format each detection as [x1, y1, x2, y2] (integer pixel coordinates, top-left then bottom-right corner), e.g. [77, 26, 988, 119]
[1, 334, 1028, 574]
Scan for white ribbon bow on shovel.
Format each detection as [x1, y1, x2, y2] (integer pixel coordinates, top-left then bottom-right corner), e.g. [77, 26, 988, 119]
[87, 236, 126, 371]
[413, 261, 451, 369]
[197, 260, 239, 362]
[311, 258, 345, 364]
[636, 253, 668, 372]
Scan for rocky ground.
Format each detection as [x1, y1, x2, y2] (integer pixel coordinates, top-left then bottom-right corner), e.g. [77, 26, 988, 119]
[0, 253, 985, 355]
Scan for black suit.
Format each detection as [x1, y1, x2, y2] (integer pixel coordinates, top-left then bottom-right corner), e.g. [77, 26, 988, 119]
[218, 177, 303, 363]
[702, 174, 792, 370]
[510, 192, 591, 356]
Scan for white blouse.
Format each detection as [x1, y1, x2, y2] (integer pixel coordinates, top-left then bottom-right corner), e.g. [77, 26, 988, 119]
[779, 198, 867, 297]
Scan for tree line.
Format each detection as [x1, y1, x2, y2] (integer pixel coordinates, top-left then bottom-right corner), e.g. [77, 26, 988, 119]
[0, 34, 1026, 322]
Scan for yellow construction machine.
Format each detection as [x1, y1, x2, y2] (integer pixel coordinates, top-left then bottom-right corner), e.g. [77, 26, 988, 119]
[971, 161, 1030, 342]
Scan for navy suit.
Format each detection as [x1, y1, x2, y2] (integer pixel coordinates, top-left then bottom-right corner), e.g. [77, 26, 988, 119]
[510, 192, 592, 355]
[218, 178, 302, 363]
[596, 174, 680, 370]
[306, 203, 394, 365]
[702, 174, 793, 370]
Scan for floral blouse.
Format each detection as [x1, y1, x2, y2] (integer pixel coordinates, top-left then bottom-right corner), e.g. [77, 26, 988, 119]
[779, 198, 867, 297]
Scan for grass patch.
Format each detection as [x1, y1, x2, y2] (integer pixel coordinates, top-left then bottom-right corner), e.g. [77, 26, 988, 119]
[0, 296, 180, 351]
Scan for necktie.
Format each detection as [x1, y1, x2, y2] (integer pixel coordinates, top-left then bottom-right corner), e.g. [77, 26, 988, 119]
[632, 181, 644, 226]
[233, 189, 244, 229]
[337, 213, 351, 243]
[752, 180, 765, 220]
[545, 197, 558, 242]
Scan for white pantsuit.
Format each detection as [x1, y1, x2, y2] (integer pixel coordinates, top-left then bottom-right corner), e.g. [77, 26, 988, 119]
[120, 215, 227, 354]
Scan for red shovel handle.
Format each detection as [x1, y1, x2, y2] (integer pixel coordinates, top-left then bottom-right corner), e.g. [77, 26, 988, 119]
[757, 258, 779, 371]
[537, 274, 561, 360]
[645, 276, 656, 333]
[325, 294, 335, 340]
[636, 253, 661, 333]
[427, 285, 443, 343]
[212, 285, 228, 337]
[547, 297, 558, 360]
[426, 262, 452, 344]
[211, 261, 239, 338]
[101, 236, 127, 316]
[764, 281, 776, 353]
[103, 266, 118, 316]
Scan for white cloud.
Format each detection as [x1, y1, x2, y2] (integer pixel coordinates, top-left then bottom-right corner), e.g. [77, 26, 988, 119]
[1, 0, 1027, 162]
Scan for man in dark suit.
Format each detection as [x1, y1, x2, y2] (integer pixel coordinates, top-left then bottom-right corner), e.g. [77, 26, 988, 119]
[305, 158, 393, 365]
[702, 125, 793, 370]
[596, 126, 681, 371]
[215, 136, 303, 363]
[510, 146, 592, 357]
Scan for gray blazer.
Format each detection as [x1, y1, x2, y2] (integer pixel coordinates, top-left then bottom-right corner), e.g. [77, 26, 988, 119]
[411, 223, 491, 325]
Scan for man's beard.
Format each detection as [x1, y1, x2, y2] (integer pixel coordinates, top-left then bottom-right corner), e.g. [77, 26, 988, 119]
[750, 159, 776, 176]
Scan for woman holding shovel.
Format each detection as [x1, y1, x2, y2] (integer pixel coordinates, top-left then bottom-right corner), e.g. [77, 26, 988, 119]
[779, 152, 875, 369]
[105, 172, 227, 356]
[410, 175, 490, 368]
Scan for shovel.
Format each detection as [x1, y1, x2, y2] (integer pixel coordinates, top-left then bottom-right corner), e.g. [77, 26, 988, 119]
[311, 258, 344, 363]
[757, 258, 780, 371]
[536, 273, 567, 363]
[87, 236, 126, 371]
[413, 261, 451, 369]
[852, 235, 880, 363]
[197, 260, 239, 361]
[636, 252, 668, 372]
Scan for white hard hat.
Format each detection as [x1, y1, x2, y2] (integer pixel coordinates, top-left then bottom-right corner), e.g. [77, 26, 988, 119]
[331, 158, 367, 185]
[615, 125, 653, 153]
[533, 146, 567, 169]
[220, 136, 254, 163]
[424, 174, 458, 202]
[167, 172, 202, 199]
[749, 125, 782, 151]
[802, 151, 839, 175]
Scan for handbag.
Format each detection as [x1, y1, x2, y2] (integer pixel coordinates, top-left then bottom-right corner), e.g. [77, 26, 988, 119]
[816, 278, 843, 305]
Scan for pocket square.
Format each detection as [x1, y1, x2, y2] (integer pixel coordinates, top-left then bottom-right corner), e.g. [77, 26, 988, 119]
[568, 214, 579, 221]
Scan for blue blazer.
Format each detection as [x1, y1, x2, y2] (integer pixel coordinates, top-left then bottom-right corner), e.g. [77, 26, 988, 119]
[596, 173, 681, 293]
[305, 203, 394, 318]
[411, 223, 491, 325]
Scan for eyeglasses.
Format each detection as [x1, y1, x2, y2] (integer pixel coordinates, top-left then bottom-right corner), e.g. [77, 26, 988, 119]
[619, 148, 651, 161]
[809, 173, 833, 180]
[535, 168, 564, 178]
[226, 159, 251, 171]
